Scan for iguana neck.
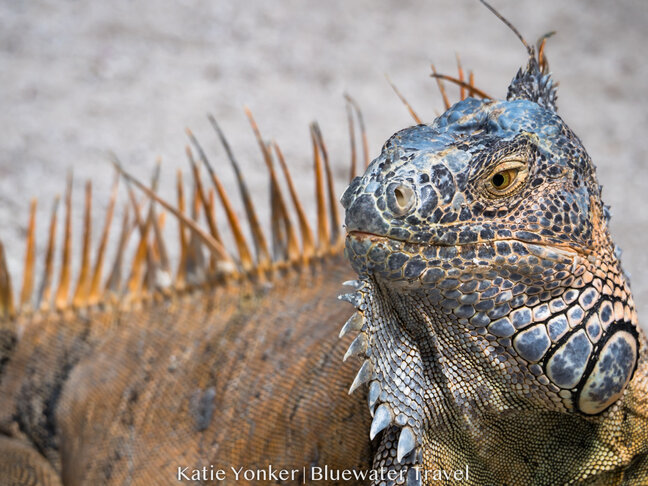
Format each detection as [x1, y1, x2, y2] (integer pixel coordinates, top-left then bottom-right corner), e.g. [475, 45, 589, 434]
[341, 236, 643, 484]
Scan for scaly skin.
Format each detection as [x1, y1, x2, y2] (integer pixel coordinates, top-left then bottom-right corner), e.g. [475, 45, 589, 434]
[0, 256, 373, 484]
[1, 9, 647, 486]
[340, 53, 648, 484]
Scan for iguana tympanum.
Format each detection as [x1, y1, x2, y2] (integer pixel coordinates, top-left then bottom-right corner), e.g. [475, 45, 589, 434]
[1, 3, 647, 486]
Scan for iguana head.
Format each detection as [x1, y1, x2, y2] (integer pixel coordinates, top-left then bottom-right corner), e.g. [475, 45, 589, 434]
[339, 31, 640, 483]
[343, 95, 601, 267]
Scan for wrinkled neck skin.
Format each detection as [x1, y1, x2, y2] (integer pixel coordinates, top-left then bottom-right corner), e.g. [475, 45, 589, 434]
[343, 233, 642, 484]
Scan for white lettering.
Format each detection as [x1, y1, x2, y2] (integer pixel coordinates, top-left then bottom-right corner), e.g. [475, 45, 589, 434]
[230, 466, 243, 480]
[353, 469, 368, 480]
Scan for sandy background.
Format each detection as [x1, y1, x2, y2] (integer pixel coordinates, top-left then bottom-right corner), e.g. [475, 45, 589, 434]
[1, 0, 647, 324]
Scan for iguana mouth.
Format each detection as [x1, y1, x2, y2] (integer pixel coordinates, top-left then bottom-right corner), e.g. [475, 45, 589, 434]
[346, 230, 582, 272]
[349, 229, 580, 251]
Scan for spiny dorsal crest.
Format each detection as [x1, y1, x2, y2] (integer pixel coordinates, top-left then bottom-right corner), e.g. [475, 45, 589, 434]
[507, 50, 558, 111]
[480, 0, 559, 111]
[0, 38, 499, 320]
[0, 99, 376, 319]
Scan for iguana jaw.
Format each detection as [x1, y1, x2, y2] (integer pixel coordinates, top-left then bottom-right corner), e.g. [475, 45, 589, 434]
[344, 230, 580, 286]
[340, 230, 581, 479]
[346, 230, 584, 255]
[340, 227, 640, 482]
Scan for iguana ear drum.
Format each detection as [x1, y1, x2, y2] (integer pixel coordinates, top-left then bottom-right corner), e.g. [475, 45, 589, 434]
[545, 320, 639, 415]
[576, 326, 639, 415]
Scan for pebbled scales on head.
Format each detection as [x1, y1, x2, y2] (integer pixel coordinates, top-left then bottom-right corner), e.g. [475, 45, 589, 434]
[339, 1, 644, 484]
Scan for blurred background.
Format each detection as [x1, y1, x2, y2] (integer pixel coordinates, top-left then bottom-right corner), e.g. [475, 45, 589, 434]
[0, 0, 646, 323]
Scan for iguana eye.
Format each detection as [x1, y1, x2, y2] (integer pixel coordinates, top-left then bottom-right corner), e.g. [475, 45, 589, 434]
[485, 161, 527, 197]
[491, 169, 517, 189]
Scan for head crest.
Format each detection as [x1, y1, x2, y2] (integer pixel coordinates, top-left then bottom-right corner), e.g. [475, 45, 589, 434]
[480, 0, 558, 111]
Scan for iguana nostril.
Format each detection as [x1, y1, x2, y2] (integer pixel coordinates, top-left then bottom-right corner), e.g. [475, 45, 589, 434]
[387, 183, 416, 217]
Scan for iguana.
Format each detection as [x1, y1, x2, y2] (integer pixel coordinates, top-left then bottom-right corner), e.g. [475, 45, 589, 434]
[338, 3, 648, 484]
[0, 3, 646, 486]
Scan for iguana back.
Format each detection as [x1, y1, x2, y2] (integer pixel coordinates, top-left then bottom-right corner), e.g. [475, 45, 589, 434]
[0, 257, 372, 484]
